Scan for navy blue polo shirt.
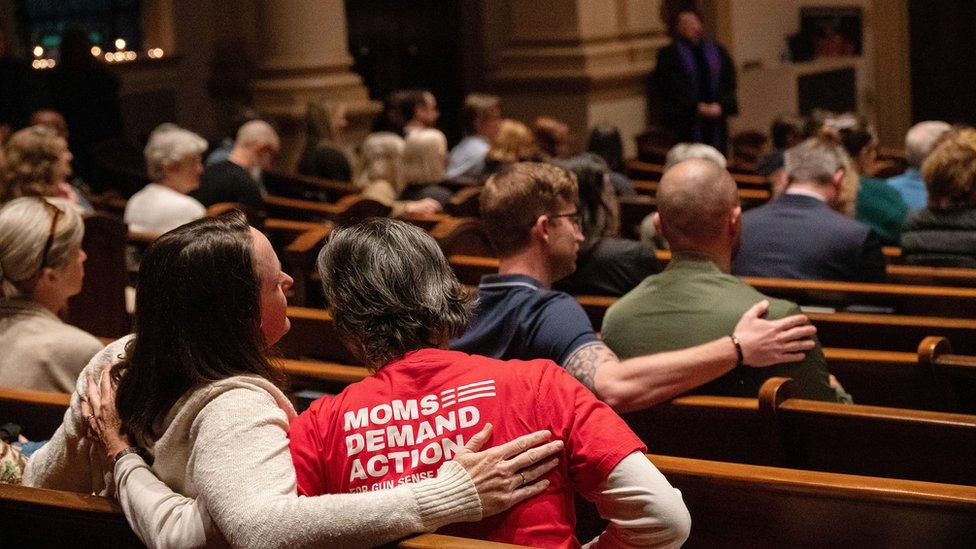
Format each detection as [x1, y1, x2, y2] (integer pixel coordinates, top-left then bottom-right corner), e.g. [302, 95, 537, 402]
[451, 274, 600, 366]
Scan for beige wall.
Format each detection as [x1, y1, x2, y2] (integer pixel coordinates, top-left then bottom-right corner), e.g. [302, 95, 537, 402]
[476, 0, 666, 157]
[712, 0, 910, 147]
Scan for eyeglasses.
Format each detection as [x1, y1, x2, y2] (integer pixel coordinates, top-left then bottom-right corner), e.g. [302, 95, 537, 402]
[35, 198, 63, 277]
[548, 210, 583, 229]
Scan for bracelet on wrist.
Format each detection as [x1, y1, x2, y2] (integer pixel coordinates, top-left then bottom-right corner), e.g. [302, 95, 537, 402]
[729, 334, 744, 367]
[113, 446, 154, 466]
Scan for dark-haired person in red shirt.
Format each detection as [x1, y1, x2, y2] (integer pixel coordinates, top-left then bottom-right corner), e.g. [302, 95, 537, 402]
[290, 218, 691, 548]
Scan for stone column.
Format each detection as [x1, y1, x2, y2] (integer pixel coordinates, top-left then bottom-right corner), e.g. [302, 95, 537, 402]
[250, 0, 377, 167]
[476, 0, 667, 157]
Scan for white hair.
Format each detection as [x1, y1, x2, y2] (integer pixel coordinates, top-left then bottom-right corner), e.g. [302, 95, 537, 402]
[144, 126, 207, 181]
[905, 121, 952, 169]
[402, 128, 448, 185]
[0, 197, 83, 297]
[235, 120, 279, 149]
[357, 132, 405, 190]
[785, 137, 852, 185]
[664, 143, 727, 170]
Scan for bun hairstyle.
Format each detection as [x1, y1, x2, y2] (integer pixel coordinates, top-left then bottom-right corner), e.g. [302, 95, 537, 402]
[0, 197, 83, 298]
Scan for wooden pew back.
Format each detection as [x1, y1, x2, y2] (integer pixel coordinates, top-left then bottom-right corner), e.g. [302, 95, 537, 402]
[0, 484, 529, 548]
[0, 387, 71, 440]
[650, 454, 976, 548]
[629, 377, 976, 486]
[68, 214, 129, 339]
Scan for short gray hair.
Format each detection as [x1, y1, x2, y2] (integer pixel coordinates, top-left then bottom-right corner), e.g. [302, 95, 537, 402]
[144, 125, 207, 181]
[664, 143, 727, 170]
[784, 136, 851, 185]
[317, 218, 472, 370]
[0, 197, 83, 297]
[905, 121, 952, 169]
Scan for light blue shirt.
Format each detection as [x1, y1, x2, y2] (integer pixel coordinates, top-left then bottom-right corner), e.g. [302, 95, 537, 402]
[447, 135, 490, 178]
[887, 168, 927, 211]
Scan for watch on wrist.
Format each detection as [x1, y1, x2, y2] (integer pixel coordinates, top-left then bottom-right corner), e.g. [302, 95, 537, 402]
[113, 446, 154, 466]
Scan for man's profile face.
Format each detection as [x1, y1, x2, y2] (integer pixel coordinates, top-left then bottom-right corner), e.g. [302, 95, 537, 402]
[547, 200, 585, 281]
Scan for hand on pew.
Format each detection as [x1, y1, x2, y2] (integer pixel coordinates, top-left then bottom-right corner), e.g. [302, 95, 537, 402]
[402, 197, 443, 216]
[733, 300, 816, 366]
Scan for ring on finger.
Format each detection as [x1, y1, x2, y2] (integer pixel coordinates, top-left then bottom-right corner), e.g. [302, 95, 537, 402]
[517, 471, 526, 487]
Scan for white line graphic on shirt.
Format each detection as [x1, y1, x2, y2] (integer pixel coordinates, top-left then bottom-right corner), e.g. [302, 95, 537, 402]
[440, 380, 496, 407]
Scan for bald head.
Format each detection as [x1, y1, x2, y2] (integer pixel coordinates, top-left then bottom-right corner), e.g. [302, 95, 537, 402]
[657, 159, 738, 251]
[235, 120, 279, 150]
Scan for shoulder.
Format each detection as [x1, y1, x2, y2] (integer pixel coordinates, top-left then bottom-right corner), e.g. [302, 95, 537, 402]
[762, 296, 803, 320]
[185, 376, 296, 433]
[36, 321, 104, 361]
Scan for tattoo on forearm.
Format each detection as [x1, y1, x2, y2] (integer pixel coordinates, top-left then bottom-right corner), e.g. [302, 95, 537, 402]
[563, 343, 616, 393]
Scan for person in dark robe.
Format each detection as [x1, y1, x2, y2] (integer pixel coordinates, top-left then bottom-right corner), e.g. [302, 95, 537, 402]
[653, 8, 738, 153]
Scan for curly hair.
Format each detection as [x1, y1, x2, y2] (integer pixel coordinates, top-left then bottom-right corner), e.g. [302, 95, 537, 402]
[922, 128, 976, 212]
[317, 218, 473, 371]
[1, 126, 66, 203]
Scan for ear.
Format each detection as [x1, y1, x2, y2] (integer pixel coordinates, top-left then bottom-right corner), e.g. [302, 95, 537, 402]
[651, 212, 663, 236]
[729, 206, 742, 234]
[831, 167, 845, 189]
[531, 214, 551, 244]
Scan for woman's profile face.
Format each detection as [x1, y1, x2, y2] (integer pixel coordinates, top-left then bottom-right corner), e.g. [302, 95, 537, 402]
[250, 227, 293, 346]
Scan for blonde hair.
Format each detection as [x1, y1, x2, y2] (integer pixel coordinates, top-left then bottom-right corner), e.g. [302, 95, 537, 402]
[357, 132, 405, 192]
[402, 128, 447, 185]
[1, 126, 66, 203]
[487, 119, 538, 164]
[0, 197, 84, 297]
[922, 128, 976, 212]
[144, 125, 208, 181]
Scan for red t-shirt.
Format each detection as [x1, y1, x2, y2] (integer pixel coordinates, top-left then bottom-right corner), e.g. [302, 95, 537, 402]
[289, 348, 645, 548]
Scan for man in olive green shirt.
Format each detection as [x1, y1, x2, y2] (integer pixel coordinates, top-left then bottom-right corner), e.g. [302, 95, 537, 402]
[602, 159, 847, 402]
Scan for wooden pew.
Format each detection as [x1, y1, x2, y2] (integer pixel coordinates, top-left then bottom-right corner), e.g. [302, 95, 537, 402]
[263, 169, 360, 200]
[68, 214, 129, 339]
[279, 306, 359, 364]
[0, 484, 143, 548]
[444, 186, 483, 218]
[278, 357, 368, 395]
[745, 276, 976, 317]
[263, 193, 392, 225]
[626, 377, 976, 486]
[278, 222, 334, 308]
[648, 454, 976, 548]
[0, 387, 70, 440]
[809, 311, 976, 354]
[0, 483, 529, 548]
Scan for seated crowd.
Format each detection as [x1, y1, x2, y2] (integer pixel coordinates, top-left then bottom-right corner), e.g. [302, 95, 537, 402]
[1, 83, 975, 548]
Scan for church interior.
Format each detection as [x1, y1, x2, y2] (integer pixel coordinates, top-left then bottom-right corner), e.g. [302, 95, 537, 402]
[1, 1, 975, 547]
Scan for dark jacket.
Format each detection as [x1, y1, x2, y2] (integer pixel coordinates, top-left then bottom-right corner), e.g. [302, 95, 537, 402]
[653, 37, 738, 151]
[555, 237, 660, 297]
[901, 208, 976, 267]
[732, 193, 886, 282]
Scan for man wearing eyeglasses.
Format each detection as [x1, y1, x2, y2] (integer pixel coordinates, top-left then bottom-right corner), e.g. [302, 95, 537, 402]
[452, 162, 820, 413]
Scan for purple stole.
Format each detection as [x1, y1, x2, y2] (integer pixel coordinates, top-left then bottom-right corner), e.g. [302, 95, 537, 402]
[675, 38, 723, 144]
